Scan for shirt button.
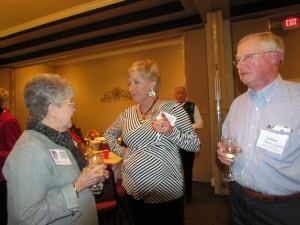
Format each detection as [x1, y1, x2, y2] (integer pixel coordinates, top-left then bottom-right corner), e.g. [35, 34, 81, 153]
[256, 107, 258, 111]
[245, 163, 248, 167]
[252, 125, 255, 129]
[249, 143, 251, 147]
[246, 182, 249, 186]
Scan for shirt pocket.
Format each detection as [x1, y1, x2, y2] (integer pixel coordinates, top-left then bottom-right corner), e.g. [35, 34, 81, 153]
[258, 129, 298, 167]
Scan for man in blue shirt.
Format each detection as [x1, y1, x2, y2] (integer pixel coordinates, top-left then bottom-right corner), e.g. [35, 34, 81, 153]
[217, 32, 300, 225]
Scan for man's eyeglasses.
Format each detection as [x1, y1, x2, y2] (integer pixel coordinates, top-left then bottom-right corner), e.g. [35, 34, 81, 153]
[233, 51, 273, 67]
[63, 101, 76, 108]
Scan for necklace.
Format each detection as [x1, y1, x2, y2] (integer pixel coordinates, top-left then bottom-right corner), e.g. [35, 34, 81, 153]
[139, 97, 158, 124]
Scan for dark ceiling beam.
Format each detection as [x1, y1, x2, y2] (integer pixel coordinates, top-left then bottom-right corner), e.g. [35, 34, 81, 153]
[230, 4, 300, 24]
[0, 1, 185, 55]
[0, 15, 202, 66]
[0, 0, 141, 41]
[231, 0, 300, 17]
[192, 0, 212, 24]
[210, 0, 230, 19]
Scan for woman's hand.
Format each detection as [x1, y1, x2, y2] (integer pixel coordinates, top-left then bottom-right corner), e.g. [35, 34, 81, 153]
[151, 113, 173, 136]
[121, 148, 128, 158]
[73, 163, 109, 193]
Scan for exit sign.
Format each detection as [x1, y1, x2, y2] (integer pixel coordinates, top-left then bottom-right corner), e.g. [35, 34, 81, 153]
[283, 17, 299, 30]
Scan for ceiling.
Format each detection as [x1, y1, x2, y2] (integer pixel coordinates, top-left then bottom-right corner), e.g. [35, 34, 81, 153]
[1, 0, 300, 68]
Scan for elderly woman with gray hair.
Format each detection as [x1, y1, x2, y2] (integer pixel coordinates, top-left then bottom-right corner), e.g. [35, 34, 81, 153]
[0, 88, 22, 224]
[3, 74, 108, 225]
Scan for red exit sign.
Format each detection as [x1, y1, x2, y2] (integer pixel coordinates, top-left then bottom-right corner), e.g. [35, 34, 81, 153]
[283, 17, 299, 30]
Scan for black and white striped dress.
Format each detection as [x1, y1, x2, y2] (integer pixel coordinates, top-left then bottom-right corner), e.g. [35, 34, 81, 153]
[105, 100, 200, 203]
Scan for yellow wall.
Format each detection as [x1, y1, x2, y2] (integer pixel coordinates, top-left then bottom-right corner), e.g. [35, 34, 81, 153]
[7, 43, 184, 135]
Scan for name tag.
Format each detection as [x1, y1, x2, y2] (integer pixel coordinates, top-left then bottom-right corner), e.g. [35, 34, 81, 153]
[256, 130, 289, 155]
[50, 149, 72, 165]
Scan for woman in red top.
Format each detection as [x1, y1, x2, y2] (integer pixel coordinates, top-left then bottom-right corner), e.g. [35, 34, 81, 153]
[0, 88, 22, 224]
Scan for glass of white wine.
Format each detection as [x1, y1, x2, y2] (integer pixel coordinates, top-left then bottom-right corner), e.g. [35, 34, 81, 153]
[151, 110, 164, 146]
[87, 153, 104, 191]
[221, 134, 240, 181]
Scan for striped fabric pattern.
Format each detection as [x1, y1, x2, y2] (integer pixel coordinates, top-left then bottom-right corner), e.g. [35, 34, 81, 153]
[105, 100, 200, 203]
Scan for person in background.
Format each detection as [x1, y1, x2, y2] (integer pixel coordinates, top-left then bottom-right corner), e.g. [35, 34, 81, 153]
[3, 74, 109, 225]
[68, 123, 84, 146]
[0, 88, 22, 224]
[174, 86, 203, 204]
[217, 32, 300, 225]
[105, 60, 201, 225]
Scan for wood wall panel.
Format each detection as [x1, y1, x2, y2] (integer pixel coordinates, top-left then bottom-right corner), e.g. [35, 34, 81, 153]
[182, 29, 211, 182]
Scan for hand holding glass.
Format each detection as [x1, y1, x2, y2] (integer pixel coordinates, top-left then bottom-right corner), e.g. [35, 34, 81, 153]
[221, 134, 240, 181]
[87, 153, 104, 191]
[151, 110, 164, 146]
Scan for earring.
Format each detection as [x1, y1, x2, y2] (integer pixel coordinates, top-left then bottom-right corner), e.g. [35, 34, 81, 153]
[149, 88, 156, 97]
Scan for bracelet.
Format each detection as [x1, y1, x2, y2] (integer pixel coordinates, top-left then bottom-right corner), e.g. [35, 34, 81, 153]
[73, 183, 79, 198]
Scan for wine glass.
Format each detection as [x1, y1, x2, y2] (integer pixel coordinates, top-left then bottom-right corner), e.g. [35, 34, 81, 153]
[87, 153, 105, 192]
[151, 110, 164, 146]
[221, 134, 240, 181]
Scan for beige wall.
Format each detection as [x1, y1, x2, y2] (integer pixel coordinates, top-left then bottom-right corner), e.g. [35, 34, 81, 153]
[5, 43, 185, 136]
[58, 44, 185, 136]
[278, 27, 300, 81]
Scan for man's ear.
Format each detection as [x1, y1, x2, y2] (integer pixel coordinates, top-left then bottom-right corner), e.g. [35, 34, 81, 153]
[271, 51, 281, 66]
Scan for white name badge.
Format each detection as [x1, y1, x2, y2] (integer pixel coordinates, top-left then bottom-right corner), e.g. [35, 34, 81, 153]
[50, 149, 72, 165]
[256, 130, 289, 155]
[158, 111, 176, 126]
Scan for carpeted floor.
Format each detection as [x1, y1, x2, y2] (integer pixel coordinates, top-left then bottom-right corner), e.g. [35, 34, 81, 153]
[98, 182, 229, 225]
[184, 182, 229, 225]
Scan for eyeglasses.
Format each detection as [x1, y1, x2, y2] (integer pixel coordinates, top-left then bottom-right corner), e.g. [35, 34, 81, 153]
[62, 101, 76, 108]
[233, 51, 273, 67]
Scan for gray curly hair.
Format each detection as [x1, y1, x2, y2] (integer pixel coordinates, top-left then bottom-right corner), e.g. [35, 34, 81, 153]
[23, 74, 75, 121]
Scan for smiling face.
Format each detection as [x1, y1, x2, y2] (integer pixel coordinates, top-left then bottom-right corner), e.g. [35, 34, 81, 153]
[128, 70, 154, 105]
[236, 37, 280, 92]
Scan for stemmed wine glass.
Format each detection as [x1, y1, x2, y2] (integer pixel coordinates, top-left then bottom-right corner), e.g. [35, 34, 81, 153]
[87, 153, 104, 191]
[221, 134, 240, 181]
[151, 110, 164, 146]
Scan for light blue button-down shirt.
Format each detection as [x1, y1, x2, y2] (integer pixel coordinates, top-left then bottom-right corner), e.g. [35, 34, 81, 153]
[222, 75, 300, 195]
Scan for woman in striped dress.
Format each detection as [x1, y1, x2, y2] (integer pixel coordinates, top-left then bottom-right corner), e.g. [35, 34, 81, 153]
[104, 59, 201, 225]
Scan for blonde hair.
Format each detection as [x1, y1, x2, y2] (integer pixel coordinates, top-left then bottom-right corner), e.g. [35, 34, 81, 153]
[0, 88, 9, 106]
[238, 32, 285, 67]
[127, 59, 161, 92]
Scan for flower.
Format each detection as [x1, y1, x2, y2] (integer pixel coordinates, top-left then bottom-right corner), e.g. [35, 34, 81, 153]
[85, 129, 100, 140]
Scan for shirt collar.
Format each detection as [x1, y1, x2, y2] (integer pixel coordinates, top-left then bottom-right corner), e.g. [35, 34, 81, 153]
[247, 74, 282, 102]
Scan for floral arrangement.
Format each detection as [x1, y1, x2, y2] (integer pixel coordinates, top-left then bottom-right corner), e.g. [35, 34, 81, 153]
[85, 129, 100, 140]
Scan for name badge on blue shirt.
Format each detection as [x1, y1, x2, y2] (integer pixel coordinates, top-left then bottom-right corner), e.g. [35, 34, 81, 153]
[256, 130, 289, 155]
